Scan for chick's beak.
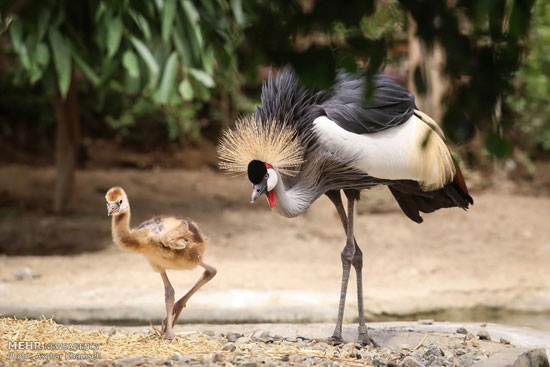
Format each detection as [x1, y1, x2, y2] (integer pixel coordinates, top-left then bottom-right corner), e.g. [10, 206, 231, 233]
[251, 180, 267, 203]
[107, 203, 118, 216]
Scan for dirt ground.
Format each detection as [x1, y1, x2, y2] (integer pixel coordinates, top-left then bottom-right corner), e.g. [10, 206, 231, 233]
[0, 164, 549, 331]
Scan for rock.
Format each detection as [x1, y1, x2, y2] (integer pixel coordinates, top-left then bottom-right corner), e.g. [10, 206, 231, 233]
[259, 331, 271, 339]
[500, 336, 511, 344]
[280, 355, 290, 362]
[372, 357, 389, 366]
[241, 363, 257, 367]
[456, 327, 468, 334]
[144, 357, 165, 365]
[221, 343, 236, 352]
[13, 266, 40, 280]
[170, 354, 186, 362]
[424, 348, 445, 358]
[477, 330, 491, 341]
[480, 323, 487, 327]
[226, 332, 243, 342]
[236, 336, 251, 344]
[212, 353, 224, 363]
[202, 330, 215, 337]
[455, 349, 466, 356]
[400, 356, 423, 367]
[418, 319, 433, 325]
[119, 357, 148, 366]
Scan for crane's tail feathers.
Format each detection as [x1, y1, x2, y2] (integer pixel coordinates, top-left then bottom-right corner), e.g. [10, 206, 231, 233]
[389, 166, 473, 223]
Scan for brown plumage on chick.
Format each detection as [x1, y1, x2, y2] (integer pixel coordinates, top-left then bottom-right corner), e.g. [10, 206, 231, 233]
[105, 186, 216, 340]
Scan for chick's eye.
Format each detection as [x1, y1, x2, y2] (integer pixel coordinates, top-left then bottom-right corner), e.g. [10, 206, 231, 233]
[118, 199, 123, 205]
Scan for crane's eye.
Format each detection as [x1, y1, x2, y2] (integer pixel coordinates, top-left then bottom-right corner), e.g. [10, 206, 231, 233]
[265, 173, 269, 179]
[118, 199, 123, 205]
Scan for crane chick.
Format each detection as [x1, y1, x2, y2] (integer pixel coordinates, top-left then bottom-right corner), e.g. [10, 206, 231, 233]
[105, 186, 216, 341]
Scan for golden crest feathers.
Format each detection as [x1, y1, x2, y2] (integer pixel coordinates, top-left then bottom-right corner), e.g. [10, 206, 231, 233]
[217, 115, 305, 176]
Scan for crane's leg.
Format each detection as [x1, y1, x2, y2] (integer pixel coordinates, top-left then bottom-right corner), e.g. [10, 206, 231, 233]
[326, 190, 355, 344]
[352, 243, 376, 346]
[326, 190, 376, 346]
[160, 271, 176, 341]
[170, 261, 217, 326]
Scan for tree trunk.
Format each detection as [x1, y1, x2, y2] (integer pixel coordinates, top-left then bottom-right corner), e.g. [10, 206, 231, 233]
[53, 77, 80, 214]
[407, 14, 450, 123]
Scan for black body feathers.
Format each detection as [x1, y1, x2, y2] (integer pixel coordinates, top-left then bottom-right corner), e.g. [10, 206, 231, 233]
[256, 67, 416, 139]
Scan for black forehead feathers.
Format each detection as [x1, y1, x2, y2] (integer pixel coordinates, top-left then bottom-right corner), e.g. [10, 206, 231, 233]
[247, 160, 267, 184]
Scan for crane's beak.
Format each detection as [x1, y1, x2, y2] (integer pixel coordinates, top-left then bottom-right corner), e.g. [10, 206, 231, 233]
[251, 181, 267, 203]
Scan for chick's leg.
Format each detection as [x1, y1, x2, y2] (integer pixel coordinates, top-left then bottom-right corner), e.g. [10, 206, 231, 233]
[171, 261, 217, 325]
[160, 271, 176, 340]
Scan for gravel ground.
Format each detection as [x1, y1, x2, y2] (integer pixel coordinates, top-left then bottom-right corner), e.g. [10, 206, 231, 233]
[2, 328, 497, 367]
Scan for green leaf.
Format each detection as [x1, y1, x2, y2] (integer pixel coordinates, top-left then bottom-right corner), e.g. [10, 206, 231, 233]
[122, 50, 140, 79]
[172, 16, 193, 67]
[9, 21, 31, 70]
[202, 46, 214, 74]
[35, 42, 50, 66]
[230, 0, 245, 26]
[181, 0, 199, 23]
[178, 79, 193, 100]
[155, 52, 179, 104]
[129, 10, 152, 40]
[154, 0, 164, 12]
[71, 48, 100, 86]
[181, 0, 203, 60]
[48, 27, 72, 98]
[107, 17, 123, 58]
[130, 36, 159, 88]
[162, 0, 177, 43]
[9, 19, 24, 52]
[188, 68, 214, 88]
[37, 9, 51, 41]
[485, 133, 513, 159]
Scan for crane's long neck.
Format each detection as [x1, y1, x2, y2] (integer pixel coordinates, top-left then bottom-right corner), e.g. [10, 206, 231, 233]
[111, 208, 141, 250]
[272, 171, 318, 218]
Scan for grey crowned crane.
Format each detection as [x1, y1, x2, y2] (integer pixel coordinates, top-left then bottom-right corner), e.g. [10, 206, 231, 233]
[217, 67, 473, 345]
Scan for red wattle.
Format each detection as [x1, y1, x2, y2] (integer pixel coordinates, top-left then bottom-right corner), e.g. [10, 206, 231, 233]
[267, 191, 276, 208]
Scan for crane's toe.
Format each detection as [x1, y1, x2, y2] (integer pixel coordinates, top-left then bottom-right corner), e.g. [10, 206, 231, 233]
[327, 335, 345, 345]
[357, 334, 379, 347]
[163, 330, 176, 342]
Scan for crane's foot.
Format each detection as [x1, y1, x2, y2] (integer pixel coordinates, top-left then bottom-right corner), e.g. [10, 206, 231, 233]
[357, 325, 378, 347]
[327, 335, 345, 345]
[357, 333, 378, 347]
[163, 330, 176, 342]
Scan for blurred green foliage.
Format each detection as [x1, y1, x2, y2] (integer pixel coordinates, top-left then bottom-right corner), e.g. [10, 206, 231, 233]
[4, 0, 237, 100]
[507, 0, 550, 153]
[1, 0, 244, 144]
[1, 0, 545, 159]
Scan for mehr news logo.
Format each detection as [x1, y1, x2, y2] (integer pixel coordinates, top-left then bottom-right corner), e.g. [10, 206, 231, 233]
[7, 341, 101, 361]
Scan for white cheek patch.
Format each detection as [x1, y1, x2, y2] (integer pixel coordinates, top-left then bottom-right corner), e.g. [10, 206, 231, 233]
[266, 168, 278, 191]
